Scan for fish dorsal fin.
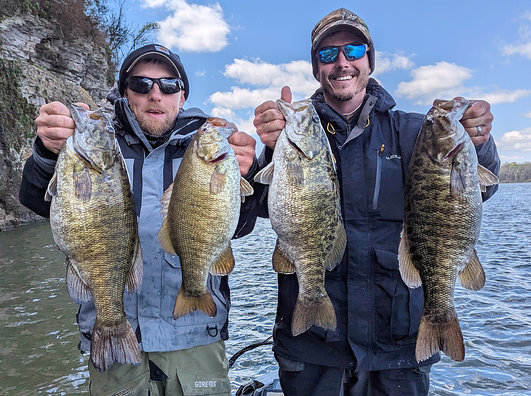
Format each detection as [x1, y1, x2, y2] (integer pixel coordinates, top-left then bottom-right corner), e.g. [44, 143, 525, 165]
[477, 164, 499, 193]
[210, 166, 227, 195]
[272, 239, 296, 274]
[158, 183, 176, 255]
[65, 259, 92, 303]
[398, 229, 422, 288]
[325, 222, 346, 271]
[45, 172, 58, 202]
[458, 249, 486, 290]
[240, 177, 254, 203]
[126, 239, 143, 293]
[210, 244, 235, 275]
[254, 162, 275, 185]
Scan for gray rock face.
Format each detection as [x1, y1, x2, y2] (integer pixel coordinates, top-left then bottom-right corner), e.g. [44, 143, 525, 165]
[0, 12, 114, 230]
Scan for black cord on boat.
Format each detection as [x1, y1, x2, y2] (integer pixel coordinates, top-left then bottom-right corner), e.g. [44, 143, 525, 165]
[228, 336, 273, 369]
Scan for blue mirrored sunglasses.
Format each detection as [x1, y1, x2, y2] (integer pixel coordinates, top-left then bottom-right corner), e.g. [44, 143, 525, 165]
[318, 43, 369, 64]
[127, 76, 183, 95]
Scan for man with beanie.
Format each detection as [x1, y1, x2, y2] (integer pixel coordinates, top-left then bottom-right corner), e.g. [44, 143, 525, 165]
[19, 44, 258, 395]
[253, 8, 500, 395]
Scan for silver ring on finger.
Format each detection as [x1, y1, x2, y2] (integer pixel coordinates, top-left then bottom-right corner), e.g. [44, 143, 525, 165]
[476, 125, 483, 137]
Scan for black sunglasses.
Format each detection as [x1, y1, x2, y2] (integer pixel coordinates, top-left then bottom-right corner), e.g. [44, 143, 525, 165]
[318, 43, 369, 64]
[126, 76, 183, 95]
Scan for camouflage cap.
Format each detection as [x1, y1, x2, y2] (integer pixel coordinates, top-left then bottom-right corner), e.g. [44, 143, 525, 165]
[311, 8, 375, 77]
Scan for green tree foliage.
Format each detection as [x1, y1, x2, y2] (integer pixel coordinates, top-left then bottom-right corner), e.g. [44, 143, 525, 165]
[85, 0, 159, 74]
[499, 162, 531, 183]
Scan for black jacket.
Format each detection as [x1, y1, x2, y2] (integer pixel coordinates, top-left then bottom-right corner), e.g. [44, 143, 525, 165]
[267, 79, 500, 370]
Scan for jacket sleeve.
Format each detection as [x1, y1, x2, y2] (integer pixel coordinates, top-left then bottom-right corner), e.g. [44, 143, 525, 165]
[233, 157, 260, 238]
[254, 146, 274, 219]
[475, 135, 501, 201]
[18, 138, 58, 218]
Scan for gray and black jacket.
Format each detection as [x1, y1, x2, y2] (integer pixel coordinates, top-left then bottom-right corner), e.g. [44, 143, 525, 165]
[19, 97, 259, 353]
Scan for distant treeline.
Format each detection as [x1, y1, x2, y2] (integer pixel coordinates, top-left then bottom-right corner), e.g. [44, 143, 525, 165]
[499, 162, 531, 183]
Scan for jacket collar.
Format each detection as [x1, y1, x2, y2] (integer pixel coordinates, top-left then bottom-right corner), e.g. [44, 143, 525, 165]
[311, 78, 394, 148]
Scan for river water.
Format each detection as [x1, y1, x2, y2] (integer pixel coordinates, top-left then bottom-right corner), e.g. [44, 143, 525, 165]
[0, 183, 529, 395]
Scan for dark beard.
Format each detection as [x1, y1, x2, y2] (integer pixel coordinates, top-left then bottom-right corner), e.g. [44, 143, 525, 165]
[332, 91, 354, 102]
[323, 85, 354, 102]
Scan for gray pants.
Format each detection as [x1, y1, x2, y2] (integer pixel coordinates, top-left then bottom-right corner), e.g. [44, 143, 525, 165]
[88, 340, 231, 396]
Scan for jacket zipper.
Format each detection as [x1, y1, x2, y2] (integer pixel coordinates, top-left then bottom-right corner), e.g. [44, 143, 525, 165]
[372, 144, 385, 209]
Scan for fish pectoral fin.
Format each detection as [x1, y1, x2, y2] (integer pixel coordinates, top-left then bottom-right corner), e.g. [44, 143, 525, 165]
[73, 167, 92, 202]
[158, 182, 177, 254]
[287, 160, 304, 186]
[65, 260, 92, 303]
[458, 249, 486, 290]
[158, 218, 176, 255]
[477, 164, 499, 192]
[398, 230, 422, 288]
[45, 172, 58, 201]
[210, 244, 235, 275]
[254, 162, 274, 185]
[210, 167, 227, 194]
[240, 178, 254, 203]
[160, 182, 174, 219]
[126, 239, 143, 293]
[449, 165, 466, 196]
[325, 222, 347, 271]
[272, 240, 296, 274]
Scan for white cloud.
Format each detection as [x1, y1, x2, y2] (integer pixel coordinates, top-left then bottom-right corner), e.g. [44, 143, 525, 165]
[139, 0, 230, 52]
[503, 42, 531, 59]
[479, 89, 531, 105]
[497, 127, 531, 162]
[222, 59, 319, 98]
[396, 62, 473, 104]
[373, 51, 415, 76]
[502, 11, 531, 59]
[525, 111, 531, 118]
[208, 58, 319, 113]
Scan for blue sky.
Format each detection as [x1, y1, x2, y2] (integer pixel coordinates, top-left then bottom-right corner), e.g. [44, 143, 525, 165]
[119, 0, 531, 163]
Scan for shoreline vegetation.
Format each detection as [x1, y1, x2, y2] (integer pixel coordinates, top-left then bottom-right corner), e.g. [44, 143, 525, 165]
[498, 162, 531, 183]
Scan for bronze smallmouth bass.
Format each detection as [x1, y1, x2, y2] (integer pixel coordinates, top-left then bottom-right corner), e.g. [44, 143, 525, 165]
[46, 105, 142, 372]
[254, 99, 346, 337]
[398, 98, 498, 363]
[159, 118, 253, 319]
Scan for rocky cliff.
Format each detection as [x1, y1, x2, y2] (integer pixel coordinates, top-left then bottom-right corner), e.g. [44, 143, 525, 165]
[0, 2, 114, 230]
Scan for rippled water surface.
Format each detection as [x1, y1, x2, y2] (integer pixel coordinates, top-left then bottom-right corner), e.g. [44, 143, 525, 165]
[1, 183, 529, 395]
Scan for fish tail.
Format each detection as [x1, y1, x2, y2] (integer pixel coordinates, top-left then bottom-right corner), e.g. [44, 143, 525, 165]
[90, 318, 141, 372]
[291, 295, 337, 337]
[415, 312, 465, 363]
[173, 288, 217, 319]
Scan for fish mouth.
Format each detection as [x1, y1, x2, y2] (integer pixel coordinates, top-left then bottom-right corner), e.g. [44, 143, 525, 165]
[210, 153, 228, 163]
[287, 138, 307, 159]
[444, 143, 463, 160]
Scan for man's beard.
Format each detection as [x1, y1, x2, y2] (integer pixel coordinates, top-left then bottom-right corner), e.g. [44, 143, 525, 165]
[136, 114, 174, 136]
[323, 68, 369, 103]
